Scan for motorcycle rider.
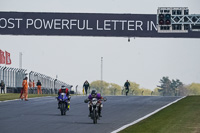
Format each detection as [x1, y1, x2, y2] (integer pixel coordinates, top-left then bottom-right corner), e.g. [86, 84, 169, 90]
[85, 90, 105, 117]
[57, 85, 71, 110]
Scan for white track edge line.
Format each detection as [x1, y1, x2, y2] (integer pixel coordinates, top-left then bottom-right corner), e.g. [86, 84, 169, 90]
[111, 96, 186, 133]
[0, 96, 52, 103]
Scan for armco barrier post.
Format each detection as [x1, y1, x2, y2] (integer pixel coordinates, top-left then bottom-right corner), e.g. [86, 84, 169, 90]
[76, 85, 78, 96]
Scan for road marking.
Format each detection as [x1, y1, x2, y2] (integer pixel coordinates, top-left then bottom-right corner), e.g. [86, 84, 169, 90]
[0, 96, 53, 103]
[0, 95, 82, 103]
[111, 96, 186, 133]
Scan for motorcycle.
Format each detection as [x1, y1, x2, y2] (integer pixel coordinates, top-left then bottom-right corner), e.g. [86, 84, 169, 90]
[57, 93, 70, 115]
[85, 97, 107, 124]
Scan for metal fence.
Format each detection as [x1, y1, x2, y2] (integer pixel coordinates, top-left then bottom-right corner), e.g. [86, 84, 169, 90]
[29, 71, 72, 93]
[0, 66, 72, 94]
[0, 66, 27, 88]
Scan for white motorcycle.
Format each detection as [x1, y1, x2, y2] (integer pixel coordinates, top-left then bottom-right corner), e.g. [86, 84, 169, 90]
[85, 97, 106, 124]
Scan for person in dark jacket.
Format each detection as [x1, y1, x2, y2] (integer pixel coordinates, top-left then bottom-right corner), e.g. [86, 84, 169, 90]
[0, 80, 5, 94]
[124, 80, 130, 96]
[37, 80, 42, 94]
[83, 80, 90, 96]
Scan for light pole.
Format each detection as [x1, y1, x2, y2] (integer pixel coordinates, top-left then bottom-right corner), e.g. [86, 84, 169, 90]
[19, 52, 22, 69]
[101, 57, 103, 95]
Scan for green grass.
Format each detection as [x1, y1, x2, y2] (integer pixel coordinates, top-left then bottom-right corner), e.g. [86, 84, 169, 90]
[120, 96, 200, 133]
[0, 93, 57, 101]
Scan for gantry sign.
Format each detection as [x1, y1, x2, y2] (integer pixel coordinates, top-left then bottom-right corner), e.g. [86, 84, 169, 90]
[157, 7, 200, 33]
[0, 7, 199, 38]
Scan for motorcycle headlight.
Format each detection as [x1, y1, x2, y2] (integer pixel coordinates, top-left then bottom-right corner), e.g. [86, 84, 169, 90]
[92, 101, 97, 105]
[92, 98, 98, 105]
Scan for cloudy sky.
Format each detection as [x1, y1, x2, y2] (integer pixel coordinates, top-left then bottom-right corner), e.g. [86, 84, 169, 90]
[0, 0, 200, 91]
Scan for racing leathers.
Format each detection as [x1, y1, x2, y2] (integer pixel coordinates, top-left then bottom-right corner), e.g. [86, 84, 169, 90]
[87, 93, 103, 117]
[57, 88, 70, 110]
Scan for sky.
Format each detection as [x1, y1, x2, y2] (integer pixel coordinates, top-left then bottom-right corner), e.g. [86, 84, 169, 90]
[0, 0, 200, 91]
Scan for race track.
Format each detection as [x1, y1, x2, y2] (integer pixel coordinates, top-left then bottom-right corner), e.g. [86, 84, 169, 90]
[0, 96, 182, 133]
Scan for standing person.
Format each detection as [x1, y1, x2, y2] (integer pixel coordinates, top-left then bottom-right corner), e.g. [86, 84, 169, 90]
[37, 80, 42, 94]
[83, 80, 90, 96]
[28, 80, 32, 88]
[124, 80, 130, 96]
[21, 77, 28, 101]
[0, 80, 5, 94]
[33, 80, 35, 87]
[32, 80, 35, 94]
[28, 80, 33, 94]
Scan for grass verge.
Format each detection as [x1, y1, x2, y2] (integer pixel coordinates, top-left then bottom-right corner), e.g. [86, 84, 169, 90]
[0, 93, 56, 101]
[120, 96, 200, 133]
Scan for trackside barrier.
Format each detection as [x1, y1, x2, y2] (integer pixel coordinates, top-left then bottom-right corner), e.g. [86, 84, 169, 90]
[29, 71, 72, 94]
[0, 66, 27, 89]
[0, 66, 72, 94]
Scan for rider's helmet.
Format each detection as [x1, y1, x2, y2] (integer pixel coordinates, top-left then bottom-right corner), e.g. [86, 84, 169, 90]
[61, 85, 67, 93]
[91, 90, 97, 97]
[61, 85, 66, 90]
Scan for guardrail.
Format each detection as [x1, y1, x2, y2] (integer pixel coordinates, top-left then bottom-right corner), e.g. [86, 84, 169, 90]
[0, 66, 27, 88]
[0, 66, 72, 94]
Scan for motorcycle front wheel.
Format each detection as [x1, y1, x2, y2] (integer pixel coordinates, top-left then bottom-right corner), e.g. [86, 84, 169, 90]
[60, 103, 65, 115]
[93, 110, 97, 124]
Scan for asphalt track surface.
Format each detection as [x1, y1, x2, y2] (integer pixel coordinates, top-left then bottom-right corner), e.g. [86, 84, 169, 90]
[0, 96, 182, 133]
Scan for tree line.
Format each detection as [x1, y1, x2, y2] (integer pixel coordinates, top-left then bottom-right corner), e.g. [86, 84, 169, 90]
[89, 77, 200, 96]
[90, 80, 153, 96]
